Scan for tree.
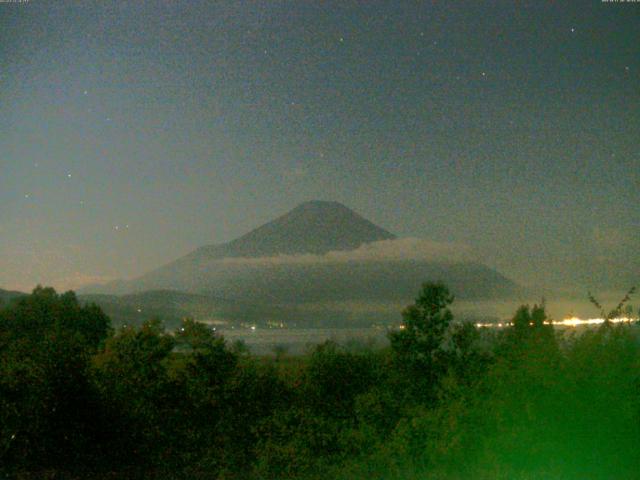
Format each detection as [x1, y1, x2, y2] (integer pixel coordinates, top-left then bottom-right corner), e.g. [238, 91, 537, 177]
[511, 303, 548, 339]
[502, 303, 557, 365]
[272, 343, 289, 362]
[388, 282, 455, 401]
[447, 320, 488, 385]
[0, 287, 112, 475]
[303, 340, 378, 419]
[0, 286, 111, 350]
[174, 318, 237, 406]
[588, 286, 636, 326]
[91, 318, 180, 471]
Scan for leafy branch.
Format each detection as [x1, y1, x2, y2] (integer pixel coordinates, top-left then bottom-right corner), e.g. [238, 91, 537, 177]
[588, 286, 636, 323]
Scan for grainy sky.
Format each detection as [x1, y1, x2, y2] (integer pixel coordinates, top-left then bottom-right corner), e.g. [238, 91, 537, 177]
[1, 1, 638, 292]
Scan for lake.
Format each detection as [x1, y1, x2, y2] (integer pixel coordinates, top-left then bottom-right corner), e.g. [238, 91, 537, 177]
[216, 326, 390, 355]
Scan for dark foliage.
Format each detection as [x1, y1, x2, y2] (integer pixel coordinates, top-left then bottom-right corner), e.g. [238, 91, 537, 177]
[1, 284, 639, 479]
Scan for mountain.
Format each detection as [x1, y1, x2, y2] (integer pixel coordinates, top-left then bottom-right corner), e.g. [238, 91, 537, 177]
[78, 290, 238, 329]
[85, 201, 397, 294]
[83, 201, 521, 322]
[190, 200, 396, 259]
[78, 289, 338, 329]
[0, 288, 26, 305]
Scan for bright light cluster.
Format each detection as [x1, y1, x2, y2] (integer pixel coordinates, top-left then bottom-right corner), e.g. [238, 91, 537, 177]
[549, 317, 634, 327]
[474, 317, 636, 328]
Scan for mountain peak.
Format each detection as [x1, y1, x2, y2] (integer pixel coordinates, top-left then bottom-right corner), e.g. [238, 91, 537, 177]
[198, 201, 396, 259]
[283, 200, 377, 225]
[291, 200, 351, 211]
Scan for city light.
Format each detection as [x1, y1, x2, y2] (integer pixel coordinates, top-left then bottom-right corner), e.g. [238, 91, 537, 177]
[475, 317, 636, 328]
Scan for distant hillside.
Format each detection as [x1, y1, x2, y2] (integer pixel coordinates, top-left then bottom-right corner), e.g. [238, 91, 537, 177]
[78, 290, 333, 329]
[198, 260, 520, 303]
[106, 258, 518, 302]
[80, 290, 238, 321]
[0, 288, 26, 305]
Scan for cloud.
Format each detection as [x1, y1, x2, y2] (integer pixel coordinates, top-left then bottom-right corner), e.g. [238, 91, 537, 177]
[217, 238, 475, 267]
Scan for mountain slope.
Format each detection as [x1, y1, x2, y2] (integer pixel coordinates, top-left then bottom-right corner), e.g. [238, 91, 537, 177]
[0, 288, 26, 305]
[83, 201, 520, 307]
[78, 289, 323, 328]
[78, 290, 236, 328]
[192, 200, 396, 260]
[85, 201, 397, 294]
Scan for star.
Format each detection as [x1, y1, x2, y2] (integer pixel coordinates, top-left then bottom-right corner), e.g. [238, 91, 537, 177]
[339, 37, 344, 43]
[570, 27, 576, 33]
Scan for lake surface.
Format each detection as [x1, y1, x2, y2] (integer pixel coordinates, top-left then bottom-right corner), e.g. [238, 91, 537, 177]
[216, 327, 390, 355]
[211, 295, 631, 355]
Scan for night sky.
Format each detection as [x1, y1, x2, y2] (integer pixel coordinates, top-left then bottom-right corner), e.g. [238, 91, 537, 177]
[1, 1, 638, 293]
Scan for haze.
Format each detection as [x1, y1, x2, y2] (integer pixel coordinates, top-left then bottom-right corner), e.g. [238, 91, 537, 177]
[1, 1, 638, 295]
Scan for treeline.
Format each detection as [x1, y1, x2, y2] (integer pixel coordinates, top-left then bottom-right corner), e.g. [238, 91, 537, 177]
[1, 284, 639, 479]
